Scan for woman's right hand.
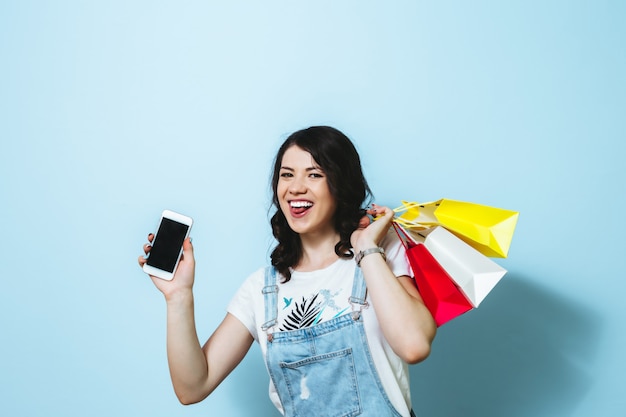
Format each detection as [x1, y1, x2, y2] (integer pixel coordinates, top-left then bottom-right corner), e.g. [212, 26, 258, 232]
[138, 234, 196, 300]
[138, 233, 254, 404]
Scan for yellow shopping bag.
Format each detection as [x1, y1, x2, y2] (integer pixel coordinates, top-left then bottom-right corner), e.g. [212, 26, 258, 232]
[394, 199, 519, 258]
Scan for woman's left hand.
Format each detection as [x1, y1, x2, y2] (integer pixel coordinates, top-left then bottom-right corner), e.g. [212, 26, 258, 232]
[350, 204, 394, 251]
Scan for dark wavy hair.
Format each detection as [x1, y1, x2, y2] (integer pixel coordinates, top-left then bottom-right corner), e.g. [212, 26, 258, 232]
[270, 126, 373, 282]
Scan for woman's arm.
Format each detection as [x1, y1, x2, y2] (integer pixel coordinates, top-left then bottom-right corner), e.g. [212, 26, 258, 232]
[139, 237, 253, 404]
[351, 205, 437, 364]
[164, 294, 253, 404]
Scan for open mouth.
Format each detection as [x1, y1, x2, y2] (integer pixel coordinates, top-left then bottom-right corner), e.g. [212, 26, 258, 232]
[290, 200, 313, 216]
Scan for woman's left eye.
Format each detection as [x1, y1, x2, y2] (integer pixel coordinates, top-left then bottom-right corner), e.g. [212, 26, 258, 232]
[309, 172, 323, 178]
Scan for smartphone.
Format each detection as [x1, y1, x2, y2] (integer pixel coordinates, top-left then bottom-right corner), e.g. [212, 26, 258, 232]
[143, 210, 193, 280]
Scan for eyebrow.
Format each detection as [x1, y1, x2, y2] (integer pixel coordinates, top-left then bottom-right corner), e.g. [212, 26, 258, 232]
[279, 166, 322, 172]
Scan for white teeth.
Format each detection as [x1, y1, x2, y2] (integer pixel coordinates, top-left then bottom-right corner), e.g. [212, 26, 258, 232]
[290, 201, 313, 208]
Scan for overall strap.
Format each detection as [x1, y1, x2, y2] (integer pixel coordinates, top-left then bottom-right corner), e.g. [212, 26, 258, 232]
[261, 266, 279, 332]
[348, 265, 369, 319]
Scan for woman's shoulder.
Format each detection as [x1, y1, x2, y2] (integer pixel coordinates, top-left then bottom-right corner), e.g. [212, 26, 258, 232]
[380, 227, 412, 278]
[233, 265, 270, 295]
[380, 227, 403, 252]
[244, 265, 268, 285]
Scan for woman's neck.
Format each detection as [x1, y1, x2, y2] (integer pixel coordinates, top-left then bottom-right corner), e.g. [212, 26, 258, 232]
[295, 231, 342, 272]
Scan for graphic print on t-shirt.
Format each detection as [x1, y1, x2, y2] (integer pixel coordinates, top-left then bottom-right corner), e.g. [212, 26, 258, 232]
[279, 294, 321, 331]
[279, 288, 349, 331]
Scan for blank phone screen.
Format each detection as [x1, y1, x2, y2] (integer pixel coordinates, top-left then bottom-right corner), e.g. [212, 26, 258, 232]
[146, 218, 189, 273]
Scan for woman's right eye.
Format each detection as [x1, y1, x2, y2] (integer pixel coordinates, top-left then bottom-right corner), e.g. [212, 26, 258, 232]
[280, 172, 293, 178]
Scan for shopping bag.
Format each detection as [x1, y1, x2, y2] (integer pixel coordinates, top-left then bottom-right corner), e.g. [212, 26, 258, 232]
[407, 226, 507, 307]
[392, 222, 473, 326]
[394, 199, 519, 258]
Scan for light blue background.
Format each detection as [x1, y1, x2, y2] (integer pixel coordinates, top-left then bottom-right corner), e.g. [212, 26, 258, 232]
[1, 1, 624, 416]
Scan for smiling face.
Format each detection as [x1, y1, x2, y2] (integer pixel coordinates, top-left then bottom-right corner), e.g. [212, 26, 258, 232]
[277, 145, 338, 238]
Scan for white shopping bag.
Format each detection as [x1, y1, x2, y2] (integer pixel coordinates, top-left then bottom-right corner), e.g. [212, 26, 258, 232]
[411, 226, 507, 307]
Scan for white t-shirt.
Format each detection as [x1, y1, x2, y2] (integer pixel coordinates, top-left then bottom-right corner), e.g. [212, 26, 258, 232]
[227, 230, 414, 416]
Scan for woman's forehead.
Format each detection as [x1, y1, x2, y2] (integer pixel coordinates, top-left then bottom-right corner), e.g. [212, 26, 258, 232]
[281, 145, 320, 169]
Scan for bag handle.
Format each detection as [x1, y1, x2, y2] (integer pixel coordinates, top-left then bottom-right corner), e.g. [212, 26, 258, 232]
[392, 200, 440, 230]
[391, 221, 418, 249]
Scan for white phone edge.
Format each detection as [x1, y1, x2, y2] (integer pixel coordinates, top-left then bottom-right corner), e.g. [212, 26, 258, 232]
[143, 209, 193, 281]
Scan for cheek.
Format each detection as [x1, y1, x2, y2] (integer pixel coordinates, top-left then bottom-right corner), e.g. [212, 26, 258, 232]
[320, 186, 336, 208]
[276, 185, 289, 208]
[276, 181, 288, 196]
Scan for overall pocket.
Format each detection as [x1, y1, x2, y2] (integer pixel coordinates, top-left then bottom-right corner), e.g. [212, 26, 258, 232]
[279, 348, 362, 417]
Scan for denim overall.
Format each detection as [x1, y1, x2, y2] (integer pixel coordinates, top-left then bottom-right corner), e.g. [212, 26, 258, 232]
[261, 266, 413, 417]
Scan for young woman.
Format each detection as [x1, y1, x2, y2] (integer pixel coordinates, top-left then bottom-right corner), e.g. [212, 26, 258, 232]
[138, 126, 437, 416]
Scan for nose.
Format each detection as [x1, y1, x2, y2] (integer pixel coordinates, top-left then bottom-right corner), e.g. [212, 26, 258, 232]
[288, 176, 307, 194]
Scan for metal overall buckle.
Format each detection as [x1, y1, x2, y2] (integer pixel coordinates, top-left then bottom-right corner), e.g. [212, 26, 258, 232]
[349, 297, 369, 320]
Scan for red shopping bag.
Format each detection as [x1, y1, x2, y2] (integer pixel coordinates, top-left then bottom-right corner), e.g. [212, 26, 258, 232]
[393, 222, 473, 326]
